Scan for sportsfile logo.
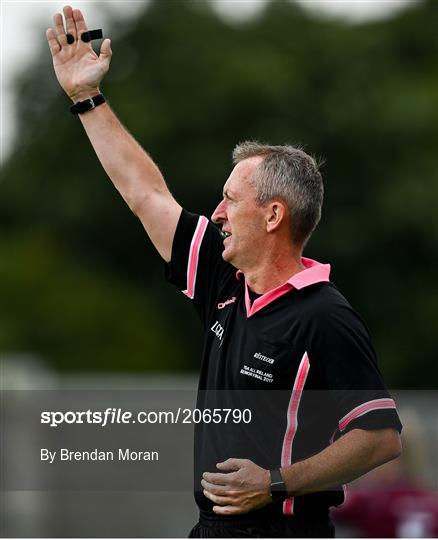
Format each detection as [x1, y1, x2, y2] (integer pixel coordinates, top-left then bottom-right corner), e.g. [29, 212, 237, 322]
[217, 296, 236, 310]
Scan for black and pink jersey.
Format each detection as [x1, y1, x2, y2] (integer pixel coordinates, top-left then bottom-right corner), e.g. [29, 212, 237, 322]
[165, 209, 402, 520]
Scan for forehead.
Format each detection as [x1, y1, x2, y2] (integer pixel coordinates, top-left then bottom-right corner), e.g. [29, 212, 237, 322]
[223, 156, 264, 193]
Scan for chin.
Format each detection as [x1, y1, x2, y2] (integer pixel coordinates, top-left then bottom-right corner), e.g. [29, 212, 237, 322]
[222, 247, 234, 264]
[222, 250, 231, 262]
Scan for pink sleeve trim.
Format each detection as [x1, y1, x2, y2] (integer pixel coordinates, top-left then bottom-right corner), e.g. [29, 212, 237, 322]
[281, 352, 310, 516]
[338, 398, 396, 432]
[182, 216, 209, 300]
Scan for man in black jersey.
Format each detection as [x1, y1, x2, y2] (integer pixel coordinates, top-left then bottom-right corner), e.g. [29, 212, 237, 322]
[47, 7, 402, 537]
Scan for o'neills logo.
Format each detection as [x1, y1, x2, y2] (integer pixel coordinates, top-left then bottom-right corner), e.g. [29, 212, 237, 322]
[217, 296, 237, 310]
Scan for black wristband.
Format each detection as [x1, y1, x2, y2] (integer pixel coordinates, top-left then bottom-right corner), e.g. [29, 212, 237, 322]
[70, 94, 105, 115]
[270, 469, 288, 503]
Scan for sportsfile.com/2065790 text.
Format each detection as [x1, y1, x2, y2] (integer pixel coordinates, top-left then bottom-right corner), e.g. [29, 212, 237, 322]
[40, 408, 252, 427]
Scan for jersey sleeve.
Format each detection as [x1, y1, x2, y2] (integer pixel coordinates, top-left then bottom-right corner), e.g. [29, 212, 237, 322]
[308, 299, 402, 437]
[164, 209, 235, 326]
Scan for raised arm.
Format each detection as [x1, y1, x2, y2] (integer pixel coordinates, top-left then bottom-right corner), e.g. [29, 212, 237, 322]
[46, 5, 181, 262]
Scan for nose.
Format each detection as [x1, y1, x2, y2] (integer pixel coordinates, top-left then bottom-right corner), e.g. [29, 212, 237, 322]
[211, 198, 227, 224]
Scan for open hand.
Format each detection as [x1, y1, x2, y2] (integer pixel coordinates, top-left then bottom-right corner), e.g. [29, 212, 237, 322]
[202, 458, 272, 515]
[46, 5, 112, 101]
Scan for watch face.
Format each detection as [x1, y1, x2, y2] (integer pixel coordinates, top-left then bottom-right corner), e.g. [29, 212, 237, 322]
[270, 469, 287, 501]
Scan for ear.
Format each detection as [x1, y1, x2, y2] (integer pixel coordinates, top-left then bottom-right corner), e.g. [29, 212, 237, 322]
[266, 201, 286, 233]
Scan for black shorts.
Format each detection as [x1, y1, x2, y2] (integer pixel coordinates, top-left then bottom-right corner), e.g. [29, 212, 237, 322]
[189, 510, 335, 538]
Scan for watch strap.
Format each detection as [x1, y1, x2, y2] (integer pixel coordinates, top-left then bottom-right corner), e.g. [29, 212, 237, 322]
[70, 94, 105, 115]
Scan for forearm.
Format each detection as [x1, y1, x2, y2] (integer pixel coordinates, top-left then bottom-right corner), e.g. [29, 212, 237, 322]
[77, 99, 170, 215]
[281, 428, 401, 497]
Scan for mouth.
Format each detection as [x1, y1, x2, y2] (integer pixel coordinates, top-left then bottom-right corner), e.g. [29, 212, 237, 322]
[220, 230, 232, 240]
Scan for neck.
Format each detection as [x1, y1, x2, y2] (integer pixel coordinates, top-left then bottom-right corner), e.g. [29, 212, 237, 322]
[243, 245, 305, 294]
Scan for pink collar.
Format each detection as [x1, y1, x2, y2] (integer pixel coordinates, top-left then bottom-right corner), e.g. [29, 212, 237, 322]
[237, 257, 331, 318]
[286, 257, 331, 289]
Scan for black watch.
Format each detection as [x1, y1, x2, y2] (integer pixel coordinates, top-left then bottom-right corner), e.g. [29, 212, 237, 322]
[270, 468, 288, 502]
[70, 94, 106, 115]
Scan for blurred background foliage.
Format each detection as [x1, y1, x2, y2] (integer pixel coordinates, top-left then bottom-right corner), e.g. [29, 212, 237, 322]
[0, 0, 436, 386]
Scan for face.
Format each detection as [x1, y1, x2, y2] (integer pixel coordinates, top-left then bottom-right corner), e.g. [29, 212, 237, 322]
[211, 157, 266, 269]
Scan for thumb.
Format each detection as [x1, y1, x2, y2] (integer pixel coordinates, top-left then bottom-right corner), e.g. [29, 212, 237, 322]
[216, 458, 242, 471]
[99, 38, 112, 68]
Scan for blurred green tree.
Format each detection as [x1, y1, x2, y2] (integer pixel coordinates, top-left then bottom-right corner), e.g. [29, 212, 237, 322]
[0, 0, 436, 386]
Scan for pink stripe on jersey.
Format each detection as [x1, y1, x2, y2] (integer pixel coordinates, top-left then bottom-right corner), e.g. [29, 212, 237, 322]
[283, 496, 293, 515]
[281, 352, 310, 515]
[244, 281, 251, 316]
[338, 398, 396, 432]
[182, 216, 208, 300]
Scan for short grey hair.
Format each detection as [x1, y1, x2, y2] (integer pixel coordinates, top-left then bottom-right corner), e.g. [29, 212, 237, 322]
[232, 141, 324, 247]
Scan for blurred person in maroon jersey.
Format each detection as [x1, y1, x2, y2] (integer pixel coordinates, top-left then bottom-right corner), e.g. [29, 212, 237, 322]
[333, 410, 438, 538]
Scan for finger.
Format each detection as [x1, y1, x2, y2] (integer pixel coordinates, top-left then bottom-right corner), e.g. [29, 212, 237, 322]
[98, 38, 112, 70]
[72, 8, 89, 41]
[201, 479, 237, 495]
[216, 458, 244, 471]
[203, 471, 235, 484]
[53, 12, 67, 45]
[213, 505, 243, 516]
[46, 28, 61, 56]
[203, 490, 234, 506]
[63, 5, 77, 42]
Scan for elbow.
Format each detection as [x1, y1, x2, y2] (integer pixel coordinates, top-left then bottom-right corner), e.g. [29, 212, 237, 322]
[380, 429, 402, 464]
[389, 432, 403, 461]
[129, 187, 165, 218]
